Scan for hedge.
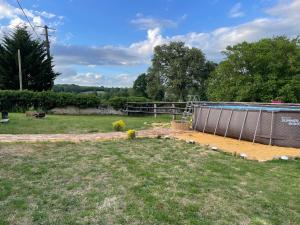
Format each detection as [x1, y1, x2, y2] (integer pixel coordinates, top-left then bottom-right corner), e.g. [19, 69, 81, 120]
[108, 96, 149, 109]
[0, 90, 102, 111]
[0, 90, 149, 112]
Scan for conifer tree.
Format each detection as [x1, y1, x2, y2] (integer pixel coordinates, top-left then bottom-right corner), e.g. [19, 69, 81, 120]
[0, 27, 59, 91]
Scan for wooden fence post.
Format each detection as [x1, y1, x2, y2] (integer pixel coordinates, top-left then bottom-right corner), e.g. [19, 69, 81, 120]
[154, 104, 157, 118]
[172, 104, 175, 120]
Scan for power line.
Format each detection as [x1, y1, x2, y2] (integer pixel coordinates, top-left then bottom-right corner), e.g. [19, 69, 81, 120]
[16, 0, 39, 38]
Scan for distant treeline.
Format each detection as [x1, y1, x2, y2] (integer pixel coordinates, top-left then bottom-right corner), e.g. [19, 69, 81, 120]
[53, 84, 134, 100]
[53, 84, 105, 93]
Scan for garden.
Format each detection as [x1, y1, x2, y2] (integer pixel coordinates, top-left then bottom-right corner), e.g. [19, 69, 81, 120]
[0, 29, 300, 225]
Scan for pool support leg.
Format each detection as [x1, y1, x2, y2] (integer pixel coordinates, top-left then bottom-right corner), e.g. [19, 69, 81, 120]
[253, 110, 262, 144]
[269, 111, 274, 145]
[214, 108, 223, 135]
[203, 108, 211, 133]
[239, 110, 248, 140]
[224, 110, 233, 137]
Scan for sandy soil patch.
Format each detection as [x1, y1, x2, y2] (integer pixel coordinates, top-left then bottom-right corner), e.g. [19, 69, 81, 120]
[174, 131, 300, 161]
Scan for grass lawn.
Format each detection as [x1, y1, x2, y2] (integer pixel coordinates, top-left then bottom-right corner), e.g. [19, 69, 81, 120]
[0, 139, 299, 224]
[0, 113, 171, 134]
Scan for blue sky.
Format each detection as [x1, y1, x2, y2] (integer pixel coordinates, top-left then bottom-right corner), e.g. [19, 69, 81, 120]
[0, 0, 300, 87]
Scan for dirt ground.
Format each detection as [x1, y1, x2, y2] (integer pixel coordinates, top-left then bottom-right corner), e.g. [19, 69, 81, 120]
[174, 131, 300, 161]
[0, 128, 176, 143]
[0, 128, 299, 161]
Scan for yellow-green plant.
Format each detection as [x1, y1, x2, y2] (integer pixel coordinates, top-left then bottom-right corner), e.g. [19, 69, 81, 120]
[127, 129, 136, 139]
[112, 120, 126, 131]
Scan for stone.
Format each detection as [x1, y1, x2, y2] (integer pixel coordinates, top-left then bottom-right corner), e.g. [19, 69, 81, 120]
[240, 153, 248, 159]
[280, 156, 289, 160]
[211, 146, 218, 151]
[186, 140, 195, 144]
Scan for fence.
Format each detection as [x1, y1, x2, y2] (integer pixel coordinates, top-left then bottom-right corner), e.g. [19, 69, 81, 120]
[125, 102, 187, 119]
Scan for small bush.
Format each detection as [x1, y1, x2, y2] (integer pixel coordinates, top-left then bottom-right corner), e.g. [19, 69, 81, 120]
[127, 129, 136, 139]
[112, 120, 126, 131]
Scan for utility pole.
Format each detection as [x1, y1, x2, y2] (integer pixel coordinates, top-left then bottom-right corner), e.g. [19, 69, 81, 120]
[44, 25, 51, 60]
[17, 49, 23, 90]
[36, 25, 55, 61]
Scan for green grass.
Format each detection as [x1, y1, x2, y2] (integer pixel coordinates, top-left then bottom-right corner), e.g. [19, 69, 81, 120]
[0, 139, 299, 224]
[0, 113, 171, 134]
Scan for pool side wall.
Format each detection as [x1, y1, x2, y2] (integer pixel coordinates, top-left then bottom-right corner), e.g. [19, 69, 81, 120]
[192, 106, 300, 148]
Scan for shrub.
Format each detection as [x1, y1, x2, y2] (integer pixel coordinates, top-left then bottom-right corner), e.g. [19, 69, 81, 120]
[127, 129, 136, 139]
[108, 96, 149, 109]
[112, 120, 126, 131]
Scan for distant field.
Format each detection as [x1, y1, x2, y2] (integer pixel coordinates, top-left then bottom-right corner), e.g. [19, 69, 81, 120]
[0, 139, 299, 224]
[0, 113, 171, 134]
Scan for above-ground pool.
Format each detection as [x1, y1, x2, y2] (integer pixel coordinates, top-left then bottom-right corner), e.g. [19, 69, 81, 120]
[192, 103, 300, 148]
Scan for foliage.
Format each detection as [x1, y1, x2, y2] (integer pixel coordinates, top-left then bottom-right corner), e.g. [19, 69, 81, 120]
[127, 129, 136, 139]
[146, 67, 165, 101]
[112, 120, 126, 131]
[133, 73, 148, 97]
[0, 27, 59, 91]
[207, 36, 300, 103]
[108, 96, 149, 109]
[0, 90, 102, 111]
[145, 42, 216, 101]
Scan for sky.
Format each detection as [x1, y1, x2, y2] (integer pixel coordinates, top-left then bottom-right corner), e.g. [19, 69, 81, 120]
[0, 0, 300, 87]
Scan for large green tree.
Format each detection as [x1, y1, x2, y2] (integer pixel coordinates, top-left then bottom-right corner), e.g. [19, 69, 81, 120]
[133, 73, 148, 97]
[145, 42, 215, 101]
[207, 36, 300, 103]
[0, 27, 59, 91]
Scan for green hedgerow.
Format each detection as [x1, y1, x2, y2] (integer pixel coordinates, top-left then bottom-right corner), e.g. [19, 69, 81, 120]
[127, 129, 136, 139]
[112, 120, 126, 131]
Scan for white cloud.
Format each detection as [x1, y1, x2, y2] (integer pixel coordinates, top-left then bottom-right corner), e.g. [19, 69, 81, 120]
[55, 66, 136, 87]
[0, 0, 63, 39]
[131, 14, 177, 30]
[229, 2, 245, 18]
[53, 44, 143, 66]
[0, 0, 16, 19]
[129, 28, 165, 57]
[35, 11, 57, 19]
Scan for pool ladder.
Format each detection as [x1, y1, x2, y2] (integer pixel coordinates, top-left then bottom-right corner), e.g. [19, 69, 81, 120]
[181, 95, 199, 122]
